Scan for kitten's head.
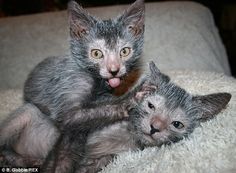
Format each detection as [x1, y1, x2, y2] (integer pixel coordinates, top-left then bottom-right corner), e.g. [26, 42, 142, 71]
[128, 62, 231, 148]
[68, 0, 145, 88]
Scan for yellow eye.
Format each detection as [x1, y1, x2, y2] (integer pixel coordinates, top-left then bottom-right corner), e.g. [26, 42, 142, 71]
[120, 47, 131, 58]
[91, 49, 103, 59]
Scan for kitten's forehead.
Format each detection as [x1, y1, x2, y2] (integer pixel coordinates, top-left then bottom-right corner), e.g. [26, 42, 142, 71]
[158, 83, 190, 108]
[89, 38, 131, 51]
[146, 95, 166, 107]
[89, 39, 106, 50]
[144, 94, 188, 121]
[146, 92, 188, 112]
[172, 107, 187, 120]
[95, 19, 123, 49]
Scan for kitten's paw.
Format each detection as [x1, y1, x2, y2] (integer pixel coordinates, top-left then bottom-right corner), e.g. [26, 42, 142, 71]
[117, 103, 130, 119]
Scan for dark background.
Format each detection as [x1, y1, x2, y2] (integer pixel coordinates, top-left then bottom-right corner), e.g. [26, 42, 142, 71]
[0, 0, 235, 76]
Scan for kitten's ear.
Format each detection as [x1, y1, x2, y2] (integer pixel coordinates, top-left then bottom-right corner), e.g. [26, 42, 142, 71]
[119, 0, 145, 36]
[135, 82, 157, 101]
[133, 62, 159, 101]
[149, 61, 170, 84]
[68, 1, 96, 38]
[193, 93, 231, 122]
[149, 61, 161, 78]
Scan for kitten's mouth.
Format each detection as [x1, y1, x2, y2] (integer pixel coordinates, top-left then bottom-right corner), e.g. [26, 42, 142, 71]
[143, 132, 156, 143]
[107, 77, 121, 88]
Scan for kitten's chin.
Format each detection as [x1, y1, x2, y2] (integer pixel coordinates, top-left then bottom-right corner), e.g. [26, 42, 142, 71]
[140, 134, 156, 146]
[140, 134, 166, 147]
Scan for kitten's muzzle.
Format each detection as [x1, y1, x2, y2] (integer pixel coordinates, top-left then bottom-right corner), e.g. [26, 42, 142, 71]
[106, 68, 124, 88]
[149, 116, 168, 135]
[107, 62, 120, 76]
[110, 69, 119, 76]
[150, 125, 160, 135]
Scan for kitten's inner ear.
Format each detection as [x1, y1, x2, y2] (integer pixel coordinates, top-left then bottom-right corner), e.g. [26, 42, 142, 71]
[193, 93, 231, 122]
[120, 0, 145, 36]
[135, 81, 157, 101]
[68, 1, 96, 38]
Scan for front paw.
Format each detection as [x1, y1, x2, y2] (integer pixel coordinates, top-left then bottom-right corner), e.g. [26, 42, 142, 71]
[116, 104, 130, 120]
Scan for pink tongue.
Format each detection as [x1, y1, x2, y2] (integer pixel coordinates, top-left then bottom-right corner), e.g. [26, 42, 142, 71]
[108, 78, 121, 88]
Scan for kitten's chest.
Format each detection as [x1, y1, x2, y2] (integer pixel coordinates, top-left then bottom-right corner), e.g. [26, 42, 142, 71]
[85, 122, 136, 158]
[88, 79, 114, 102]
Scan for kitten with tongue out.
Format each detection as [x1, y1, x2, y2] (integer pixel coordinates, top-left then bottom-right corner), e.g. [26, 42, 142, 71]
[108, 78, 121, 88]
[104, 55, 124, 88]
[0, 0, 145, 167]
[84, 0, 145, 93]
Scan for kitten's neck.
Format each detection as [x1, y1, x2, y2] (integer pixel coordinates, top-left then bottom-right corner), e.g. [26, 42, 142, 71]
[85, 121, 138, 159]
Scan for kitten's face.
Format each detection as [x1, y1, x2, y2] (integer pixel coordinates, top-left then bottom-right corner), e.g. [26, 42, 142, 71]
[128, 62, 231, 148]
[86, 19, 142, 88]
[68, 0, 144, 88]
[88, 38, 133, 82]
[129, 91, 196, 147]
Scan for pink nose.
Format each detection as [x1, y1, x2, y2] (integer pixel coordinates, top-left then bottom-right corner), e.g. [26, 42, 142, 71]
[150, 116, 167, 134]
[108, 65, 120, 76]
[110, 69, 119, 76]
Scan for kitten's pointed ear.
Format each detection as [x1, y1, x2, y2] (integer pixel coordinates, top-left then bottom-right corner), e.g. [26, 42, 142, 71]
[134, 62, 159, 101]
[149, 61, 161, 78]
[119, 0, 145, 36]
[68, 1, 96, 38]
[149, 61, 170, 84]
[193, 93, 231, 122]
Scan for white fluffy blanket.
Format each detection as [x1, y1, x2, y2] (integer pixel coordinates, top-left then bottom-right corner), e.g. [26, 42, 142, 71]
[1, 70, 235, 173]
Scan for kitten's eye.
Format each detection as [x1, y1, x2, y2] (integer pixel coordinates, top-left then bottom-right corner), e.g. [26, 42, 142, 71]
[148, 102, 155, 110]
[172, 121, 184, 129]
[91, 49, 103, 59]
[120, 47, 131, 58]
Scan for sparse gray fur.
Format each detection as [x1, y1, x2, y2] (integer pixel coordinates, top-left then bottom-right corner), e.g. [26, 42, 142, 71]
[0, 0, 145, 166]
[42, 62, 231, 173]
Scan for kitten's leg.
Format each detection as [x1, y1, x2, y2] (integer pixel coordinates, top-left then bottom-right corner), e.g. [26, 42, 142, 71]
[43, 107, 128, 173]
[63, 102, 128, 126]
[42, 135, 85, 173]
[76, 155, 114, 173]
[0, 150, 43, 167]
[0, 104, 35, 166]
[0, 103, 59, 166]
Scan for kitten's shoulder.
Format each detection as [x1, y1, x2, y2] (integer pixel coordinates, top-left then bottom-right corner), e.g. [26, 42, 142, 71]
[30, 54, 82, 76]
[37, 54, 73, 68]
[86, 121, 136, 157]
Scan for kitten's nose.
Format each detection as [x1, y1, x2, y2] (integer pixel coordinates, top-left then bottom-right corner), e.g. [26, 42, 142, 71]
[150, 116, 167, 135]
[110, 70, 119, 76]
[109, 65, 120, 76]
[107, 58, 120, 76]
[150, 124, 160, 135]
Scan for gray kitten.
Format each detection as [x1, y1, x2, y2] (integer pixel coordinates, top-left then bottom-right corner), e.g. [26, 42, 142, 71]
[0, 0, 145, 166]
[42, 62, 231, 173]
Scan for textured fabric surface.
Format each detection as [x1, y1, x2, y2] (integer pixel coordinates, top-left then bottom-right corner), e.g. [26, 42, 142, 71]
[0, 89, 22, 122]
[0, 1, 230, 89]
[0, 71, 235, 173]
[101, 70, 236, 173]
